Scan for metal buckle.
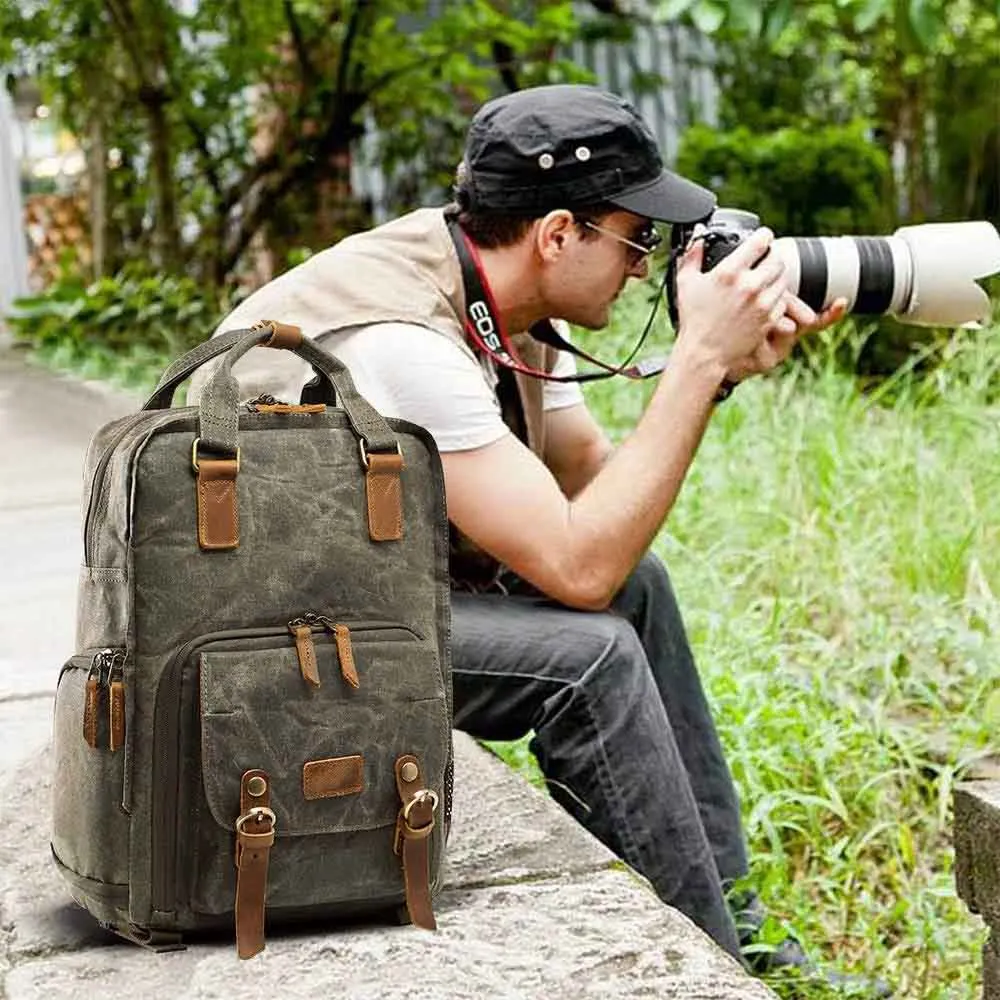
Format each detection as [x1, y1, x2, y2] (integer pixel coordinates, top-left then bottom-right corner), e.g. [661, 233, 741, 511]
[191, 436, 241, 474]
[235, 806, 276, 834]
[394, 790, 438, 855]
[401, 789, 439, 826]
[358, 439, 402, 470]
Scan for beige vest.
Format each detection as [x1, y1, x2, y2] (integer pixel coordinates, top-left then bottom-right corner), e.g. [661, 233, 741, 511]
[198, 207, 558, 587]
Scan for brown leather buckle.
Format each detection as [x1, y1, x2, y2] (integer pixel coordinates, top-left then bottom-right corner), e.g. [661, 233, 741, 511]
[236, 806, 276, 836]
[394, 789, 438, 855]
[403, 790, 439, 825]
[234, 771, 275, 958]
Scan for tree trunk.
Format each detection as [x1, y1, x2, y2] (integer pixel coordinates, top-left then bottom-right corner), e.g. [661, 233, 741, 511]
[85, 115, 107, 279]
[899, 75, 933, 222]
[142, 87, 181, 269]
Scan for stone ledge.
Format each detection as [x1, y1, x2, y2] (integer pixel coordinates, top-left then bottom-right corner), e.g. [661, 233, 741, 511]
[954, 782, 999, 1000]
[2, 871, 772, 1000]
[0, 734, 618, 960]
[954, 781, 1000, 925]
[4, 868, 773, 1000]
[1, 733, 772, 998]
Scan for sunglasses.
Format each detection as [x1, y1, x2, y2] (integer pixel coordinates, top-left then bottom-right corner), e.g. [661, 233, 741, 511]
[580, 220, 663, 261]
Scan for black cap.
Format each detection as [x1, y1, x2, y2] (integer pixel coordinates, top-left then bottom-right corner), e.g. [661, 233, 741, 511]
[457, 84, 716, 224]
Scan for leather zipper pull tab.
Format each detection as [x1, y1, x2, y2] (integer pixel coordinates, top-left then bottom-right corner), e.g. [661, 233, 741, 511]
[84, 663, 102, 749]
[333, 624, 360, 689]
[84, 649, 111, 749]
[108, 653, 126, 752]
[289, 623, 321, 687]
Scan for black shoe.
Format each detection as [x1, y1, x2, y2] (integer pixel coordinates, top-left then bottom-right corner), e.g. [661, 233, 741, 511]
[745, 933, 893, 998]
[731, 892, 891, 998]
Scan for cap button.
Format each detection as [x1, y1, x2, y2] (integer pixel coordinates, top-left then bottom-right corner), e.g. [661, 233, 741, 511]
[575, 146, 592, 162]
[538, 153, 555, 170]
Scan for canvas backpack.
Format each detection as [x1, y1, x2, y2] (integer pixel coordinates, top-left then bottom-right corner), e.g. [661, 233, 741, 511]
[50, 323, 453, 957]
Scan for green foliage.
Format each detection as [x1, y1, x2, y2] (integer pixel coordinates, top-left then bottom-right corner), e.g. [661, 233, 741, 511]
[491, 289, 1000, 997]
[656, 0, 1000, 227]
[676, 122, 893, 236]
[1, 0, 590, 286]
[365, 1, 593, 211]
[655, 0, 952, 55]
[7, 270, 224, 392]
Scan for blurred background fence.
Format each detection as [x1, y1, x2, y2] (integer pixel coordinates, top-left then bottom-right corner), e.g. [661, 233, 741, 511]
[354, 18, 718, 223]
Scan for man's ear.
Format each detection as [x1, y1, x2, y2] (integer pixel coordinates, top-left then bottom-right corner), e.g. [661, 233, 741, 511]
[535, 210, 576, 263]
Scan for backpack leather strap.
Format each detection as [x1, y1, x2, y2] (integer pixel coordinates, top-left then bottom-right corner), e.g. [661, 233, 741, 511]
[393, 755, 437, 930]
[234, 769, 275, 958]
[363, 447, 404, 542]
[194, 446, 240, 551]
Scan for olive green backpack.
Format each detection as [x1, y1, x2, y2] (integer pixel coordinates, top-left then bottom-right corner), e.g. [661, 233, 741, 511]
[51, 323, 452, 957]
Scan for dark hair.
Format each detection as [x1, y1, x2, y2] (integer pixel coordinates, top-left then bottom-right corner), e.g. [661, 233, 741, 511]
[455, 200, 618, 250]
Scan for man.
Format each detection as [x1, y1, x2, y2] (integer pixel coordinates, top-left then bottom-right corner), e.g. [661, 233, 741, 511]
[189, 84, 876, 990]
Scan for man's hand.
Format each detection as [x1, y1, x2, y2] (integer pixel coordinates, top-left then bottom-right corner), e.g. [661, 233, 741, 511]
[672, 227, 848, 384]
[723, 293, 849, 383]
[672, 227, 792, 378]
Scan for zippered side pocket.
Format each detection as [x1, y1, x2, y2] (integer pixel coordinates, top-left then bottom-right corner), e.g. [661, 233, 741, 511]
[52, 650, 130, 887]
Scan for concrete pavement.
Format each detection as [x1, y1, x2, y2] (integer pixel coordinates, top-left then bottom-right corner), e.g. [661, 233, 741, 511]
[0, 348, 772, 999]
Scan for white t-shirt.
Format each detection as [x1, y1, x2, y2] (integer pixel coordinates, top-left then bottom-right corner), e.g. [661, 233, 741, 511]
[313, 322, 583, 453]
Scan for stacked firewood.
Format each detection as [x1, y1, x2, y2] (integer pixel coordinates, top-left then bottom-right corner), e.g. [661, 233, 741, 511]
[23, 194, 91, 288]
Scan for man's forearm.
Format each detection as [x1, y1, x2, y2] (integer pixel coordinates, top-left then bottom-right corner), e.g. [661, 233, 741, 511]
[558, 343, 723, 607]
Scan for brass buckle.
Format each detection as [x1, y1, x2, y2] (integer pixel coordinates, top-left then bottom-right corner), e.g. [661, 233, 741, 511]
[394, 790, 439, 855]
[358, 439, 402, 470]
[191, 436, 241, 474]
[235, 806, 276, 834]
[402, 789, 439, 825]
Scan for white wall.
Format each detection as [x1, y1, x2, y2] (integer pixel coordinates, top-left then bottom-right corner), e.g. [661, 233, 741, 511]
[0, 90, 29, 343]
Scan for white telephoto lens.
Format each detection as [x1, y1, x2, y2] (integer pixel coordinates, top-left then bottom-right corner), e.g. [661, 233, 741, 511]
[773, 222, 999, 327]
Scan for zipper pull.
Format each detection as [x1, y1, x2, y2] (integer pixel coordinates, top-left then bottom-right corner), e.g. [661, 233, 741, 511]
[310, 614, 360, 689]
[83, 649, 111, 749]
[332, 624, 360, 690]
[108, 651, 126, 752]
[244, 392, 284, 413]
[288, 619, 321, 688]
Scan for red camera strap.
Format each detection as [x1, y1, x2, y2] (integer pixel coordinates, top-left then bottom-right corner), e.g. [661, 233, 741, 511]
[446, 215, 667, 383]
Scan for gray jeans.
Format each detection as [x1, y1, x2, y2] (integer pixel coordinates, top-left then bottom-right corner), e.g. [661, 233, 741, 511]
[451, 553, 748, 959]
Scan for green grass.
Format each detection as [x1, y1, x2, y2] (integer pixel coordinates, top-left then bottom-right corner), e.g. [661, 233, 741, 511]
[491, 285, 1000, 997]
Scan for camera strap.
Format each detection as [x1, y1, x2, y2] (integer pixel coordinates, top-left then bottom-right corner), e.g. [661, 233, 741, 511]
[446, 215, 667, 383]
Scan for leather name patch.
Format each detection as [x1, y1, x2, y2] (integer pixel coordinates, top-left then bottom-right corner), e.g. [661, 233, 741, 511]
[303, 755, 364, 800]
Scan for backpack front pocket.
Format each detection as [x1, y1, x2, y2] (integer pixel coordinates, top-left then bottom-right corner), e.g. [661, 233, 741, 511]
[152, 622, 448, 918]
